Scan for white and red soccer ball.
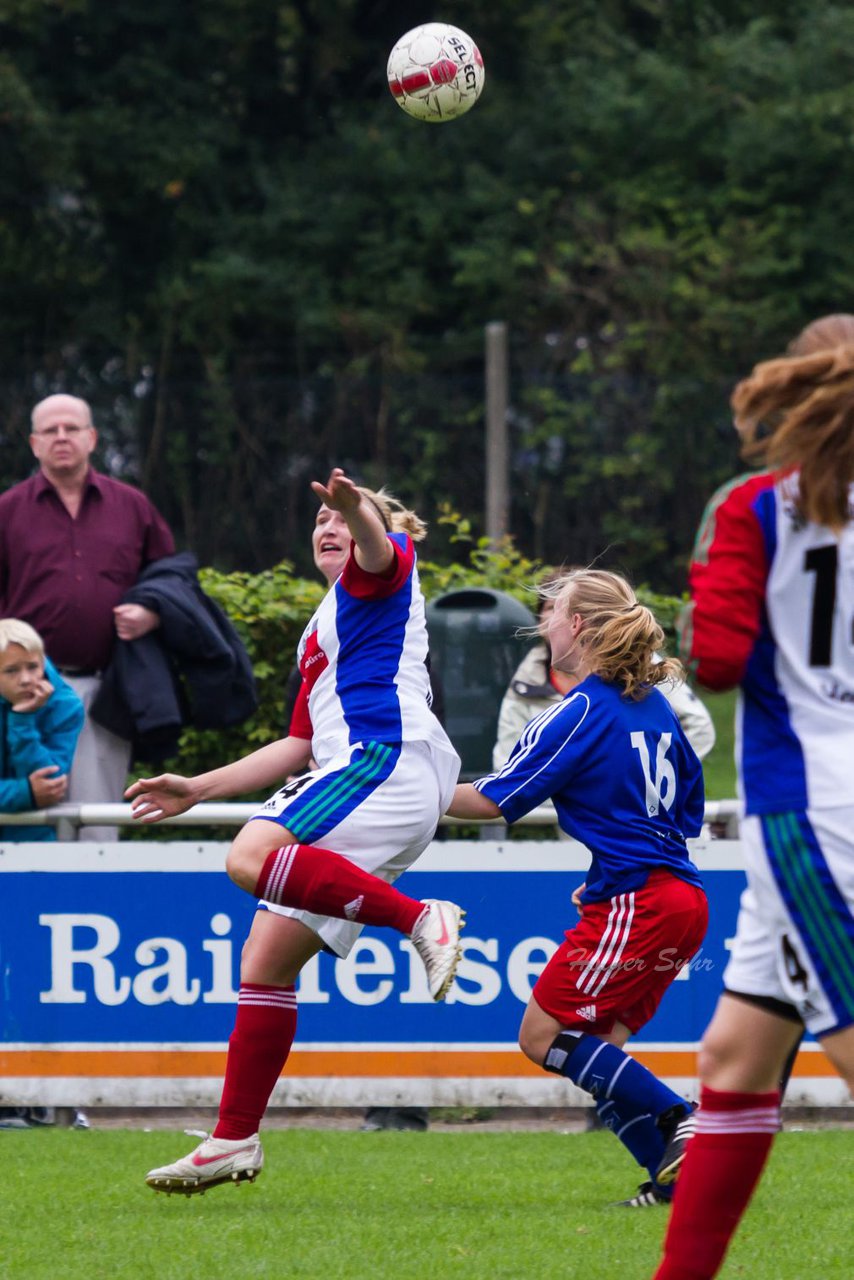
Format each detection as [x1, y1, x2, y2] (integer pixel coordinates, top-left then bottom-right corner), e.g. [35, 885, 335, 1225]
[387, 23, 485, 122]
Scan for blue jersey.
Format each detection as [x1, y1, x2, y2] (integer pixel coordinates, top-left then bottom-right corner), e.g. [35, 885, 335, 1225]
[476, 674, 705, 902]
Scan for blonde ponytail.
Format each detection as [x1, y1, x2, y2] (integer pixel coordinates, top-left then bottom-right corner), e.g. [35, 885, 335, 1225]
[544, 569, 683, 699]
[359, 485, 428, 542]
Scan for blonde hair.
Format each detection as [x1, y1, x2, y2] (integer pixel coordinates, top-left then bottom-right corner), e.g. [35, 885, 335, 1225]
[732, 314, 854, 530]
[360, 485, 427, 542]
[542, 569, 682, 699]
[0, 619, 45, 659]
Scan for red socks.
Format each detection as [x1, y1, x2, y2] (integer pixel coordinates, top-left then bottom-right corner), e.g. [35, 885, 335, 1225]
[254, 843, 424, 935]
[214, 984, 298, 1139]
[653, 1086, 781, 1280]
[214, 847, 427, 1141]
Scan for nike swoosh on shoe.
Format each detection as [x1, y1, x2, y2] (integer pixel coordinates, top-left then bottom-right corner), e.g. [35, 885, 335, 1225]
[192, 1145, 255, 1167]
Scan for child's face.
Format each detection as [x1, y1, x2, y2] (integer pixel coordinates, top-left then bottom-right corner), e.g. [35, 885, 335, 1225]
[0, 643, 45, 705]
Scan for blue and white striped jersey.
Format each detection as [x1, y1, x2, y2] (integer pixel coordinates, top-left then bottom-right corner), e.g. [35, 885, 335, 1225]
[294, 532, 453, 767]
[475, 674, 705, 902]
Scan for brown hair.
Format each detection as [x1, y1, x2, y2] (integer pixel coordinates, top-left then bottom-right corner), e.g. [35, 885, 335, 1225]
[359, 485, 427, 542]
[732, 314, 854, 530]
[542, 569, 683, 699]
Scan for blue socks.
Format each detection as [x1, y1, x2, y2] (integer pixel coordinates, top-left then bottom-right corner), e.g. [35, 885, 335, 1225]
[545, 1031, 687, 1189]
[595, 1099, 672, 1195]
[545, 1030, 687, 1118]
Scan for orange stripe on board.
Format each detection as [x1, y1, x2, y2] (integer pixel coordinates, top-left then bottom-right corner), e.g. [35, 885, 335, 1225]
[0, 1047, 837, 1079]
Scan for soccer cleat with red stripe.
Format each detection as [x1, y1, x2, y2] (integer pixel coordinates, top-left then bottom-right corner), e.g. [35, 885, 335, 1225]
[410, 899, 465, 1001]
[145, 1133, 263, 1195]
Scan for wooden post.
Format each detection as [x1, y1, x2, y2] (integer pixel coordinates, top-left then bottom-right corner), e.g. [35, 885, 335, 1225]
[485, 320, 509, 545]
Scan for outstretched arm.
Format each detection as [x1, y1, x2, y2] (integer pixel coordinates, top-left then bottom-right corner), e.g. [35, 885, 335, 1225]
[311, 468, 393, 575]
[446, 783, 503, 821]
[125, 735, 313, 822]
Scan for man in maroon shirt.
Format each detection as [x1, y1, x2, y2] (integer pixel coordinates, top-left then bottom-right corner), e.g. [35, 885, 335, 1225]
[0, 394, 175, 838]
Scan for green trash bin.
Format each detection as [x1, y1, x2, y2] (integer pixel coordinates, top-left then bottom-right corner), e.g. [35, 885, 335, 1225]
[426, 588, 538, 781]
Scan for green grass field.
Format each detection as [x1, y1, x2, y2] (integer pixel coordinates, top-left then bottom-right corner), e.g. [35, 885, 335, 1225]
[3, 1126, 849, 1279]
[698, 688, 737, 801]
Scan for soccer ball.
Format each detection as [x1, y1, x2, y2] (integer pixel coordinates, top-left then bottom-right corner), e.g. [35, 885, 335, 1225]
[387, 24, 485, 123]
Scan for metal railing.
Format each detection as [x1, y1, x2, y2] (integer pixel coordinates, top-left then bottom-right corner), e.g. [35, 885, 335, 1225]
[0, 798, 743, 839]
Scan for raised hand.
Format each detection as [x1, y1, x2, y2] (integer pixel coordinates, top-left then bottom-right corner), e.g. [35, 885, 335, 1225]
[310, 468, 362, 517]
[310, 467, 391, 574]
[125, 773, 198, 822]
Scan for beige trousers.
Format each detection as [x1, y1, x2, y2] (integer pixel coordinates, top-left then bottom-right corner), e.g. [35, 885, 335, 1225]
[63, 674, 132, 842]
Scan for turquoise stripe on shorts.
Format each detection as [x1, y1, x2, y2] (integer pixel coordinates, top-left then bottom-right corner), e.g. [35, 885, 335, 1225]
[257, 741, 399, 843]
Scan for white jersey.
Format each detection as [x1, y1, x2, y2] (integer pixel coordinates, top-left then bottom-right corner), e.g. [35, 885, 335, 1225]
[686, 470, 854, 813]
[291, 532, 454, 767]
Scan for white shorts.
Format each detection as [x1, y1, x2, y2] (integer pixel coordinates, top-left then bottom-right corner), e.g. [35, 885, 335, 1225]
[250, 737, 460, 957]
[724, 807, 854, 1037]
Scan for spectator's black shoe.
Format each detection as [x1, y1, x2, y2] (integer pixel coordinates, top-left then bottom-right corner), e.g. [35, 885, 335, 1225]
[359, 1112, 387, 1132]
[26, 1107, 56, 1126]
[0, 1107, 32, 1129]
[360, 1107, 429, 1132]
[384, 1109, 429, 1131]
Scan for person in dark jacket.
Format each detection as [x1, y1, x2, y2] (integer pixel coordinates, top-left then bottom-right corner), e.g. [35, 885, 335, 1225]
[91, 552, 258, 764]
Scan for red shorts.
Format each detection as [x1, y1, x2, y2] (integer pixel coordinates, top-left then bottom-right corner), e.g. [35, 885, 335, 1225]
[532, 869, 708, 1036]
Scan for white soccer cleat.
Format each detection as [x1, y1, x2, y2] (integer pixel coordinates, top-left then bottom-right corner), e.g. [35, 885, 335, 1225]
[145, 1133, 263, 1196]
[410, 899, 465, 1001]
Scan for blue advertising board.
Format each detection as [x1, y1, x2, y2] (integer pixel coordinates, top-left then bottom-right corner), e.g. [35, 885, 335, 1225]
[0, 839, 839, 1107]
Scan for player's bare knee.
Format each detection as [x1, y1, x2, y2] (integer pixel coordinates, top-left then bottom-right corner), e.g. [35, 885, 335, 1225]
[517, 1027, 537, 1064]
[696, 1037, 726, 1084]
[699, 1028, 783, 1092]
[818, 1027, 854, 1096]
[697, 1019, 744, 1079]
[225, 842, 256, 893]
[518, 1023, 548, 1066]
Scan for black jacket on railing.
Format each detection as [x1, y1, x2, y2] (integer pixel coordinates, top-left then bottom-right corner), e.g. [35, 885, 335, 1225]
[91, 552, 258, 763]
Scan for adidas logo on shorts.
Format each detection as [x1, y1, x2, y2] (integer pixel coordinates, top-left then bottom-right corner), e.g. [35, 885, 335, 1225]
[577, 1004, 598, 1022]
[343, 895, 364, 920]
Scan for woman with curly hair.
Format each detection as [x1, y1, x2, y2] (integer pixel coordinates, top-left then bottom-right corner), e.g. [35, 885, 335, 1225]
[654, 316, 854, 1279]
[449, 567, 709, 1207]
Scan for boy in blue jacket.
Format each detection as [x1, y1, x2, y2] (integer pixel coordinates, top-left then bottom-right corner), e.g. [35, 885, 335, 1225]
[0, 619, 84, 842]
[0, 618, 85, 1129]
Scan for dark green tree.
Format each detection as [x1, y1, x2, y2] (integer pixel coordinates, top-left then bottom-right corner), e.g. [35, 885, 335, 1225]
[2, 1, 854, 587]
